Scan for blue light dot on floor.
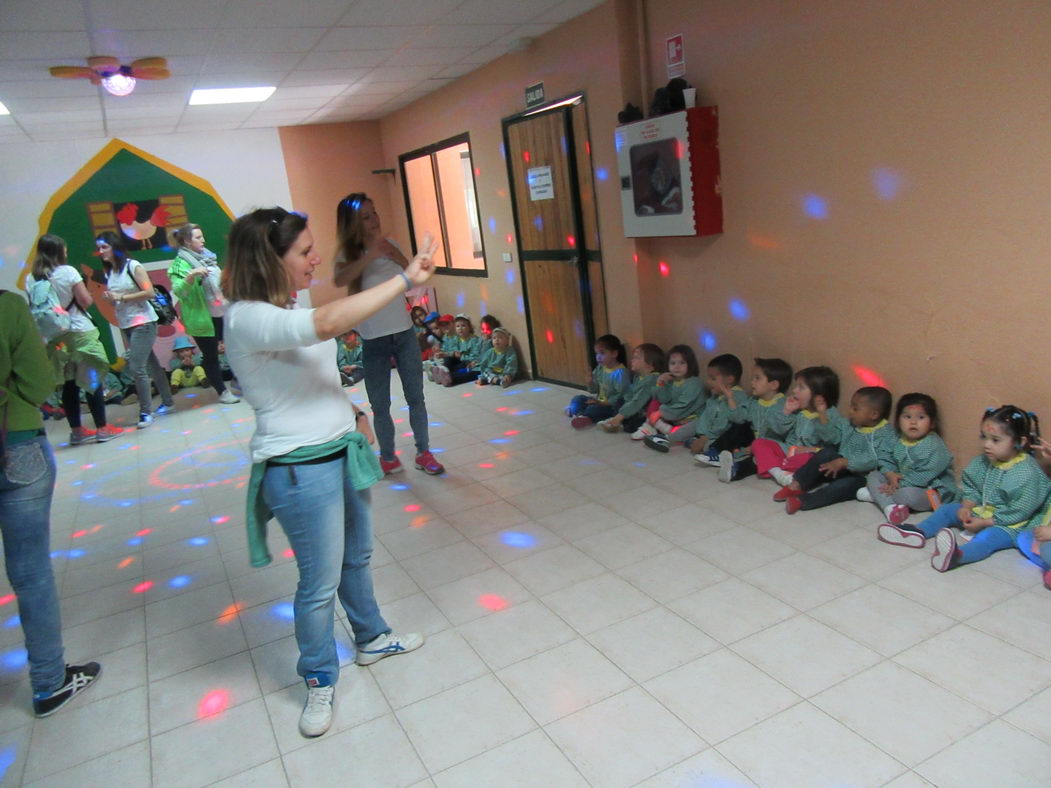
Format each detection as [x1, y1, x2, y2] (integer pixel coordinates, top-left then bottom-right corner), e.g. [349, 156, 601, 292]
[501, 532, 537, 548]
[430, 447, 445, 453]
[50, 550, 65, 559]
[633, 461, 648, 467]
[185, 393, 197, 398]
[169, 575, 192, 589]
[514, 410, 535, 415]
[336, 641, 351, 662]
[0, 648, 27, 671]
[390, 484, 410, 491]
[179, 499, 195, 505]
[188, 537, 209, 546]
[272, 602, 295, 621]
[0, 746, 15, 781]
[488, 438, 510, 444]
[67, 549, 85, 559]
[531, 386, 549, 392]
[4, 615, 20, 629]
[127, 537, 142, 546]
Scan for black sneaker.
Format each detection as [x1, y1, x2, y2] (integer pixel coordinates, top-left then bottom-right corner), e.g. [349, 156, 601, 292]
[33, 662, 102, 717]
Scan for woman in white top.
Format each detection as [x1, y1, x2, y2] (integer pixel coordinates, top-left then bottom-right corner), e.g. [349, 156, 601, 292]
[223, 207, 437, 739]
[334, 193, 444, 476]
[26, 234, 121, 444]
[97, 231, 174, 429]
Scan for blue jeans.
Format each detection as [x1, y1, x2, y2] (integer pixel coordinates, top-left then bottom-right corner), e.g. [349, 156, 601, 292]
[262, 455, 389, 686]
[0, 436, 65, 694]
[362, 328, 430, 462]
[568, 394, 617, 422]
[122, 322, 173, 414]
[916, 504, 1050, 567]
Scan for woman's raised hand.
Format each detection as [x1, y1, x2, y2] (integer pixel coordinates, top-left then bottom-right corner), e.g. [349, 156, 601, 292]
[405, 233, 440, 286]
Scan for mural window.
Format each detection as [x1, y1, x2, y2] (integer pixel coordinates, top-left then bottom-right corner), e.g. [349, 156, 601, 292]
[399, 133, 486, 276]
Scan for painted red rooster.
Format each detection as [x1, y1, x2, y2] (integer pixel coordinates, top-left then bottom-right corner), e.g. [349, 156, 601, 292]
[115, 202, 170, 249]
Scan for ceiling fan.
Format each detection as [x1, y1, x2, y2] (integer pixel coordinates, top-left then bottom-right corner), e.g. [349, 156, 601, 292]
[49, 56, 170, 96]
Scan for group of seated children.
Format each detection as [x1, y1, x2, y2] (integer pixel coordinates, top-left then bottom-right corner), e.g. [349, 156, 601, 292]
[565, 334, 1051, 588]
[420, 313, 519, 388]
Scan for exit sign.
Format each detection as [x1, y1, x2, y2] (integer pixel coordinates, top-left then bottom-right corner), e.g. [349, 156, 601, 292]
[525, 81, 545, 109]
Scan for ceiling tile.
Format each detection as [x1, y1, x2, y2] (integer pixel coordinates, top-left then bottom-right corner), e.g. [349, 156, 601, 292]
[181, 103, 259, 119]
[0, 59, 66, 82]
[533, 0, 605, 25]
[434, 62, 482, 79]
[3, 94, 101, 113]
[0, 79, 100, 98]
[337, 0, 462, 27]
[102, 92, 188, 111]
[421, 24, 514, 48]
[325, 93, 386, 108]
[315, 26, 426, 51]
[0, 31, 92, 59]
[219, 0, 356, 28]
[211, 27, 327, 54]
[270, 84, 349, 100]
[175, 121, 243, 132]
[16, 109, 103, 123]
[442, 0, 562, 25]
[131, 77, 197, 94]
[204, 52, 302, 71]
[88, 0, 225, 30]
[356, 65, 440, 83]
[192, 72, 287, 90]
[280, 69, 370, 86]
[343, 79, 418, 95]
[91, 29, 215, 57]
[255, 96, 330, 111]
[490, 22, 559, 48]
[295, 50, 391, 69]
[390, 47, 478, 67]
[0, 0, 86, 31]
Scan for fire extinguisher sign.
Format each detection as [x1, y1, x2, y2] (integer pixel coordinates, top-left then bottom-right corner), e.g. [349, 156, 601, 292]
[666, 34, 685, 78]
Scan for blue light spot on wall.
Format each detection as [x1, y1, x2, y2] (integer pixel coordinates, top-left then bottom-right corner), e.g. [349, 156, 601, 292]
[456, 292, 465, 308]
[595, 167, 609, 181]
[169, 575, 191, 589]
[516, 295, 525, 314]
[729, 299, 750, 321]
[479, 300, 487, 316]
[573, 319, 584, 338]
[802, 194, 829, 220]
[505, 268, 515, 285]
[499, 142, 506, 160]
[272, 602, 295, 620]
[615, 132, 625, 153]
[872, 167, 904, 200]
[533, 215, 543, 231]
[700, 331, 717, 351]
[501, 532, 537, 548]
[487, 216, 497, 233]
[4, 615, 20, 629]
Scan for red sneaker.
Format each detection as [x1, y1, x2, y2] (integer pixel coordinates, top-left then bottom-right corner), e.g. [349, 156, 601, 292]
[414, 451, 445, 475]
[772, 486, 802, 502]
[95, 424, 123, 443]
[69, 427, 97, 445]
[380, 457, 404, 475]
[785, 496, 803, 515]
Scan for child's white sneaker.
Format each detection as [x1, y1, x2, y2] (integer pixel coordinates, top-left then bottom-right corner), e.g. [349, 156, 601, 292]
[631, 423, 656, 440]
[598, 419, 619, 433]
[770, 467, 793, 487]
[856, 487, 874, 503]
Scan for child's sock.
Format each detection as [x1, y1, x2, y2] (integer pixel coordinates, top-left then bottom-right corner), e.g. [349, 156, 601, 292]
[770, 467, 793, 486]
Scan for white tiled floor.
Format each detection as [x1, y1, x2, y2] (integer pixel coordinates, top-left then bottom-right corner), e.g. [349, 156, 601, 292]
[2, 378, 1051, 786]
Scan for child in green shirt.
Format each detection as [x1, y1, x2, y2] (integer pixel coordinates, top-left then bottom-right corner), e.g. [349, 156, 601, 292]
[169, 336, 208, 390]
[337, 329, 364, 385]
[599, 343, 664, 434]
[566, 334, 629, 428]
[639, 344, 707, 450]
[476, 327, 519, 388]
[690, 354, 755, 468]
[719, 357, 794, 483]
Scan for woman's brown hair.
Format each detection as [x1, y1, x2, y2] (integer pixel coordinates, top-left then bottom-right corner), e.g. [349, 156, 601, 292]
[168, 222, 200, 249]
[222, 208, 308, 307]
[31, 233, 67, 280]
[334, 192, 370, 291]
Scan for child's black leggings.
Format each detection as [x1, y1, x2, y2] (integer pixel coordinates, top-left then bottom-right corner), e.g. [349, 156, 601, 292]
[794, 447, 865, 510]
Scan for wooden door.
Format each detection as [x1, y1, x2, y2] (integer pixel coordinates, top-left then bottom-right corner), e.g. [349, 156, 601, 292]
[504, 101, 603, 387]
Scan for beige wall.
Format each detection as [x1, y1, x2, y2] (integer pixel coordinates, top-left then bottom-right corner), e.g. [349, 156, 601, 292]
[278, 121, 394, 308]
[281, 0, 1051, 461]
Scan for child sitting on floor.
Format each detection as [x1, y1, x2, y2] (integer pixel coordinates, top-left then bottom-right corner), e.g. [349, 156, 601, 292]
[169, 336, 208, 390]
[779, 386, 896, 514]
[637, 344, 707, 447]
[337, 329, 364, 385]
[861, 392, 958, 526]
[689, 353, 755, 467]
[476, 327, 518, 387]
[718, 357, 794, 483]
[599, 343, 664, 434]
[432, 314, 484, 386]
[566, 334, 630, 429]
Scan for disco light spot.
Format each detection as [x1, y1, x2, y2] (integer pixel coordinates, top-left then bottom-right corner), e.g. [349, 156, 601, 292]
[272, 602, 295, 620]
[500, 532, 536, 548]
[188, 537, 209, 546]
[169, 575, 192, 589]
[197, 689, 230, 719]
[802, 194, 829, 219]
[133, 581, 153, 594]
[659, 261, 670, 277]
[852, 365, 888, 388]
[211, 515, 230, 525]
[729, 299, 750, 321]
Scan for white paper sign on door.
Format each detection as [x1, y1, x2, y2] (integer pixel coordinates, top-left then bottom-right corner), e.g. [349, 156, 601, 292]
[527, 166, 554, 201]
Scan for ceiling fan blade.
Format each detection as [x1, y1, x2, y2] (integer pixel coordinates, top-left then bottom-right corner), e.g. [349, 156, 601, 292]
[86, 55, 121, 73]
[131, 67, 171, 80]
[49, 66, 96, 79]
[130, 57, 168, 70]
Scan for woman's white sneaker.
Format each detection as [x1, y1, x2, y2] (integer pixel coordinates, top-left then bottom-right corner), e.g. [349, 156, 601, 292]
[299, 684, 335, 737]
[355, 632, 424, 666]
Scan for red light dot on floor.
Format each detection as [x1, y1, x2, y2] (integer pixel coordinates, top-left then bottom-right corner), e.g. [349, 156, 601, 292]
[545, 329, 554, 344]
[132, 581, 153, 594]
[198, 689, 230, 719]
[393, 418, 404, 424]
[89, 524, 103, 533]
[117, 557, 135, 569]
[496, 407, 508, 412]
[0, 594, 15, 606]
[72, 530, 87, 539]
[478, 594, 509, 611]
[283, 548, 295, 559]
[504, 430, 519, 436]
[213, 516, 230, 525]
[217, 603, 243, 624]
[478, 462, 494, 469]
[462, 392, 473, 397]
[659, 261, 670, 277]
[411, 516, 428, 527]
[402, 432, 413, 438]
[136, 528, 151, 537]
[404, 504, 421, 513]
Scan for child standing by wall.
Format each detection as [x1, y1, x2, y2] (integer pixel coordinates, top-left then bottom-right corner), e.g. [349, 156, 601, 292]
[751, 366, 840, 487]
[566, 334, 629, 429]
[780, 386, 896, 514]
[879, 407, 1051, 579]
[718, 357, 794, 483]
[169, 336, 208, 390]
[862, 393, 957, 526]
[433, 315, 484, 386]
[689, 354, 755, 466]
[599, 343, 664, 434]
[638, 344, 706, 449]
[476, 327, 518, 387]
[337, 329, 364, 385]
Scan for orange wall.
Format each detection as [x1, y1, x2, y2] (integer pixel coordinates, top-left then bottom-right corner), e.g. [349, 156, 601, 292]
[278, 121, 394, 307]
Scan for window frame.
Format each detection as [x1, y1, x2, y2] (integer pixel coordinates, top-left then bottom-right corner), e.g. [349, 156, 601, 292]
[398, 132, 488, 278]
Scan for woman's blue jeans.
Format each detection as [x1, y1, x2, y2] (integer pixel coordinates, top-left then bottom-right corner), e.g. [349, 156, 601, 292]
[262, 455, 389, 686]
[362, 328, 430, 462]
[0, 436, 65, 694]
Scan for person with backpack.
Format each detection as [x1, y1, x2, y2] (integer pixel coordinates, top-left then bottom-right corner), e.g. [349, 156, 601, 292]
[97, 231, 175, 429]
[25, 234, 121, 444]
[0, 290, 102, 716]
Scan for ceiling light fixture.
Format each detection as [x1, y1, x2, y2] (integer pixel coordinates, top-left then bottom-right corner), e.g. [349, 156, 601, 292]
[101, 71, 136, 96]
[189, 86, 276, 106]
[0, 101, 9, 115]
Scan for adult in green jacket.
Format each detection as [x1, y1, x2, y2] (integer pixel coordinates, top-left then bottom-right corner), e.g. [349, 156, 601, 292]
[0, 291, 101, 716]
[167, 223, 239, 404]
